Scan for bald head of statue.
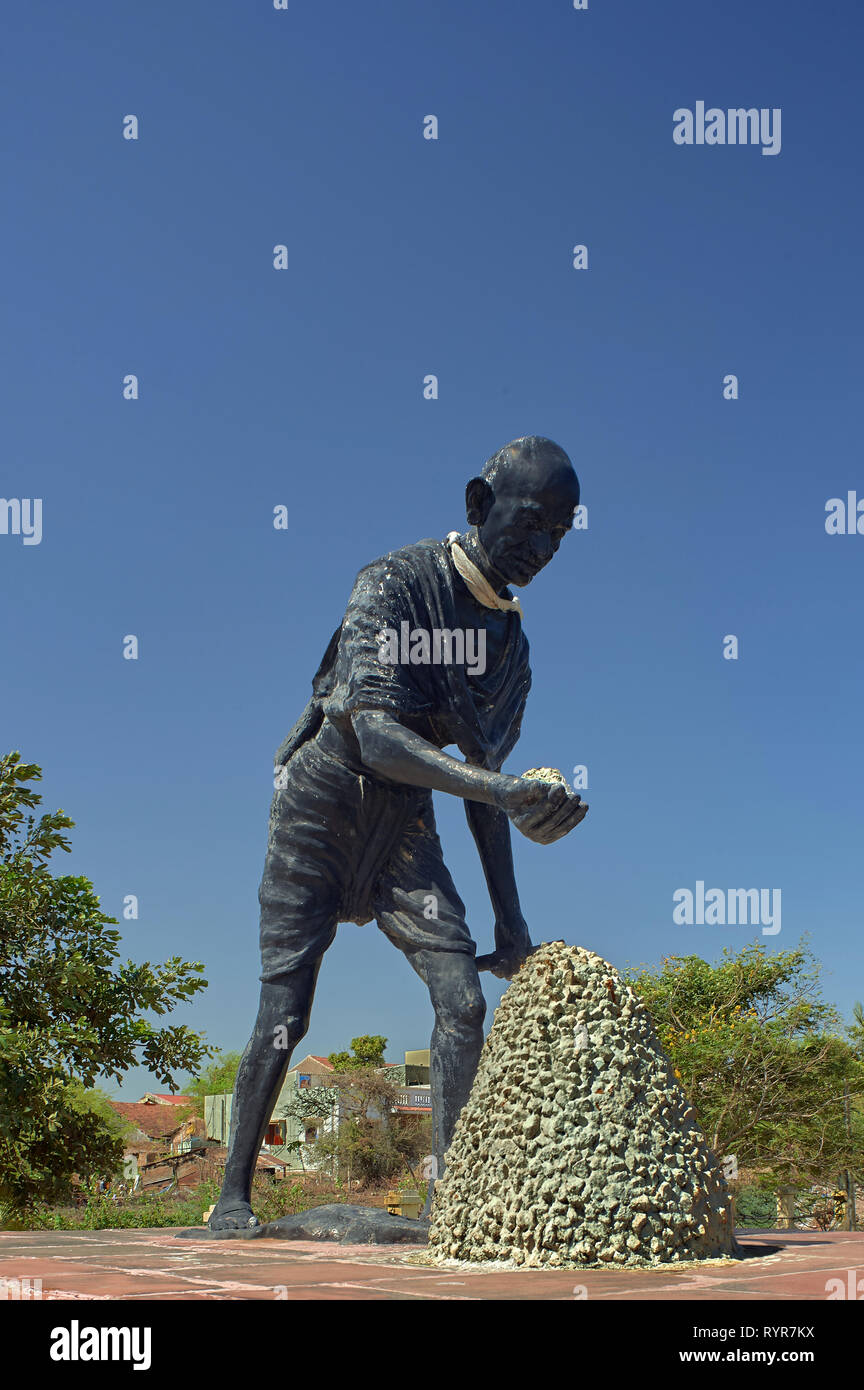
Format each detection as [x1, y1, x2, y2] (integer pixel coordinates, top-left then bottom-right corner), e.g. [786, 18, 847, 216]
[464, 436, 581, 589]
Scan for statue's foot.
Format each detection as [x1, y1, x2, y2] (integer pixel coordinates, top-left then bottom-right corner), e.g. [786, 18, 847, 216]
[208, 1199, 259, 1232]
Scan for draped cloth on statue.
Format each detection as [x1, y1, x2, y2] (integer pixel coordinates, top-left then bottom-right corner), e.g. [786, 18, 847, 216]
[275, 537, 531, 774]
[258, 538, 532, 981]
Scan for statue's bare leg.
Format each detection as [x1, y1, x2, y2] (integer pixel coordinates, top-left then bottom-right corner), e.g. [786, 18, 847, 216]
[406, 950, 486, 1218]
[209, 962, 320, 1230]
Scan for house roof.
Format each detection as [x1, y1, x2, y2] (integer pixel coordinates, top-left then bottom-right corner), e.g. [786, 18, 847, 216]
[288, 1055, 334, 1072]
[139, 1093, 194, 1106]
[109, 1101, 188, 1140]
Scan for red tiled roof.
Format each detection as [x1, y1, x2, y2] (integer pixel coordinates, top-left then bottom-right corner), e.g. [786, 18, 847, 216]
[308, 1056, 334, 1069]
[109, 1101, 190, 1139]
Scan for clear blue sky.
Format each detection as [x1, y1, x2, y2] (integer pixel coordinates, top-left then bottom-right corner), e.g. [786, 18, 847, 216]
[3, 2, 862, 1097]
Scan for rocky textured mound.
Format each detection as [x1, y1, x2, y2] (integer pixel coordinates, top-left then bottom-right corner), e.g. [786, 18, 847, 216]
[429, 942, 737, 1268]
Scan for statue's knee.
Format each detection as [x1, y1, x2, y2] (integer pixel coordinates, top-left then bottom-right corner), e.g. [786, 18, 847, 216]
[261, 995, 315, 1045]
[436, 982, 486, 1035]
[259, 978, 313, 1048]
[464, 988, 487, 1032]
[267, 1014, 308, 1050]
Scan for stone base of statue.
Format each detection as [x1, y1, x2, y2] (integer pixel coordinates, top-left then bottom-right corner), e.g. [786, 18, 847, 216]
[428, 941, 741, 1268]
[177, 1204, 429, 1244]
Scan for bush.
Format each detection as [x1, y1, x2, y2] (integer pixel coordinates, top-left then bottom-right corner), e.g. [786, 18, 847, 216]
[35, 1181, 223, 1230]
[735, 1186, 778, 1228]
[18, 1174, 356, 1230]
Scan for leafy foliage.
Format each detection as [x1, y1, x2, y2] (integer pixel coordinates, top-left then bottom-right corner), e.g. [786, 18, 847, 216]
[182, 1051, 242, 1116]
[626, 941, 864, 1190]
[0, 753, 212, 1217]
[327, 1035, 388, 1071]
[276, 1082, 341, 1167]
[23, 1175, 352, 1230]
[734, 1186, 778, 1228]
[310, 1066, 429, 1186]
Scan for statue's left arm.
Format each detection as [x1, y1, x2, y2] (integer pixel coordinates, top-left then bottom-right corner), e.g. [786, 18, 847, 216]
[464, 798, 533, 980]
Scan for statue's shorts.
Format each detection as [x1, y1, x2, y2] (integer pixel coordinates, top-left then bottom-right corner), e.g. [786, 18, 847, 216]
[258, 719, 476, 982]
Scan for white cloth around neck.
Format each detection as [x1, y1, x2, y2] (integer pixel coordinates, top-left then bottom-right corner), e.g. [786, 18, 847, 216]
[446, 532, 524, 620]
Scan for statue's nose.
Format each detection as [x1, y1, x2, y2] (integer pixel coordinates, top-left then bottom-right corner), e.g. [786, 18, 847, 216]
[530, 535, 554, 564]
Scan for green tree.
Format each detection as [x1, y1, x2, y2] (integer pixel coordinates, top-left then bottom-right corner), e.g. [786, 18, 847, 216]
[0, 753, 212, 1219]
[626, 941, 864, 1192]
[328, 1035, 388, 1071]
[66, 1083, 135, 1143]
[311, 1067, 427, 1187]
[183, 1050, 242, 1117]
[277, 1084, 340, 1170]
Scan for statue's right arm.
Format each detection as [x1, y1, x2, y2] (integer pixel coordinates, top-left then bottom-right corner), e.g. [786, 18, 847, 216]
[351, 710, 586, 841]
[351, 709, 518, 807]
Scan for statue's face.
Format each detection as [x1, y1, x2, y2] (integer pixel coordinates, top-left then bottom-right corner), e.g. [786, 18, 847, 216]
[475, 459, 580, 588]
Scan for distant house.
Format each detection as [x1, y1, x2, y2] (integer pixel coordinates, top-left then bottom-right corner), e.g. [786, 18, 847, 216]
[204, 1050, 431, 1167]
[392, 1085, 431, 1116]
[136, 1142, 289, 1192]
[205, 1054, 339, 1156]
[168, 1113, 208, 1156]
[107, 1095, 195, 1189]
[109, 1100, 187, 1146]
[102, 1090, 296, 1191]
[290, 1055, 336, 1091]
[380, 1050, 431, 1118]
[272, 1056, 339, 1152]
[386, 1050, 431, 1087]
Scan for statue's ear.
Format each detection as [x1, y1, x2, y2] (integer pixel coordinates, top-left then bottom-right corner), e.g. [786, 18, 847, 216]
[465, 476, 493, 527]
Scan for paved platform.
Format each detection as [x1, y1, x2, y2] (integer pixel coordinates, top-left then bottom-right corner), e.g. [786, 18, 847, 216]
[1, 1228, 862, 1300]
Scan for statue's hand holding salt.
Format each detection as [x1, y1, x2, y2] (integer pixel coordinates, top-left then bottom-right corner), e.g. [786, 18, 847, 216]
[491, 765, 588, 846]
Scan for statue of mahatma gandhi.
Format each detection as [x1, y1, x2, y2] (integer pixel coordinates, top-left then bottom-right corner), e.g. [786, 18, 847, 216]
[209, 435, 589, 1230]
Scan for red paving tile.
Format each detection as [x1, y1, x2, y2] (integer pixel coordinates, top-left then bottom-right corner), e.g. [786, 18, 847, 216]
[0, 1228, 861, 1301]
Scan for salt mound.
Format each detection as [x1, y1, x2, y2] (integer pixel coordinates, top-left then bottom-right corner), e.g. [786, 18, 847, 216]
[429, 942, 738, 1268]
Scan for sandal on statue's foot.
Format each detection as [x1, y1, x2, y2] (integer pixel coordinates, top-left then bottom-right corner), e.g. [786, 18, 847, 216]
[208, 1202, 258, 1231]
